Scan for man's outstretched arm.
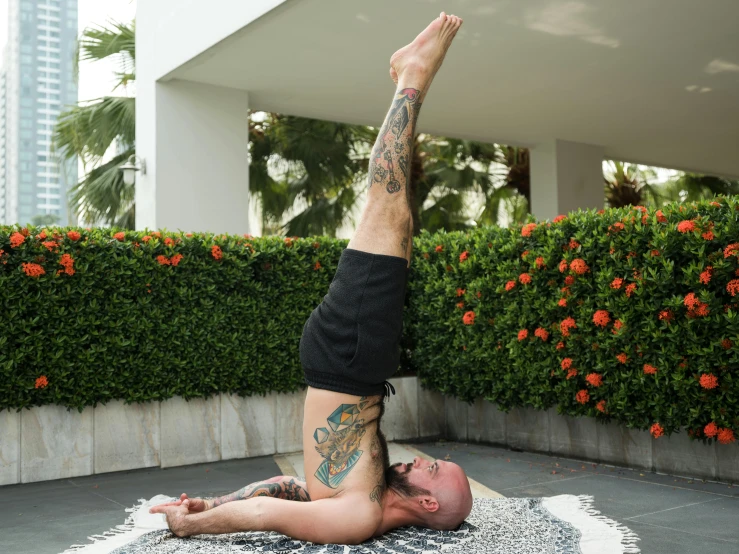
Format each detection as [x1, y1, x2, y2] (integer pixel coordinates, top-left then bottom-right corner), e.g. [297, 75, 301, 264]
[150, 476, 310, 514]
[158, 495, 377, 545]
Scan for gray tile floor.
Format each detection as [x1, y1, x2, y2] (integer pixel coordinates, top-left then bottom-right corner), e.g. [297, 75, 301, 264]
[1, 442, 736, 554]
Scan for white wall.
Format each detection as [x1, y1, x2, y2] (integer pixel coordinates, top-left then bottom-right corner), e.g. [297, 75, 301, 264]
[136, 80, 250, 233]
[138, 0, 287, 82]
[530, 139, 605, 220]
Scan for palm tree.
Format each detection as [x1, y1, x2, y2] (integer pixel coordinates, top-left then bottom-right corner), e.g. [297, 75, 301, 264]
[53, 21, 136, 228]
[604, 160, 661, 208]
[657, 173, 739, 204]
[249, 113, 531, 237]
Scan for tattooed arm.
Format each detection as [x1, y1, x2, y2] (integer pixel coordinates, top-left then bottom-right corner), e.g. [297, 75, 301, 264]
[208, 476, 310, 508]
[151, 476, 310, 515]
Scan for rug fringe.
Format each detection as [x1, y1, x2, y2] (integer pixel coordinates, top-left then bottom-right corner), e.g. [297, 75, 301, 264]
[575, 495, 641, 553]
[58, 498, 145, 554]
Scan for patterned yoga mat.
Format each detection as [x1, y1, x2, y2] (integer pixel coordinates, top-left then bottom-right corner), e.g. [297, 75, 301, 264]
[61, 495, 640, 554]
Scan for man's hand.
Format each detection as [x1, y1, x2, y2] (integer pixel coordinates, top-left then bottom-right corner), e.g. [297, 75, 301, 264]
[150, 493, 211, 515]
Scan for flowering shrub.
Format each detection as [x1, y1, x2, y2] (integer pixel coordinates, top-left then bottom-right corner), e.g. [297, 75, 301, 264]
[0, 227, 342, 410]
[406, 198, 739, 443]
[2, 198, 739, 446]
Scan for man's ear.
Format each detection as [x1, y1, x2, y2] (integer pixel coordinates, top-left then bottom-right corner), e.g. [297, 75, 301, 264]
[418, 496, 439, 513]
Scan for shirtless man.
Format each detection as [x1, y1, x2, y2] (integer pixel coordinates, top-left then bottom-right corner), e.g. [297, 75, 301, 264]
[151, 12, 471, 545]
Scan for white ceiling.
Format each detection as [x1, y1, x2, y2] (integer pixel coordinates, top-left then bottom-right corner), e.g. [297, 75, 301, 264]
[169, 0, 739, 177]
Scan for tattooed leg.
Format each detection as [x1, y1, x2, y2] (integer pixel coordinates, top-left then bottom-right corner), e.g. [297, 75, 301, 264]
[348, 13, 462, 263]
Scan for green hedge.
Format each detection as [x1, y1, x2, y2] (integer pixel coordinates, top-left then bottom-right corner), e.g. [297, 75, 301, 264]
[1, 199, 738, 444]
[407, 198, 738, 444]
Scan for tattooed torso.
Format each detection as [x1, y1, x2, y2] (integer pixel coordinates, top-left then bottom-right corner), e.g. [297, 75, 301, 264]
[303, 388, 389, 508]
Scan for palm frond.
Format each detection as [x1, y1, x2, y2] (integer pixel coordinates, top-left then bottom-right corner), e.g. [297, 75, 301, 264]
[53, 96, 135, 163]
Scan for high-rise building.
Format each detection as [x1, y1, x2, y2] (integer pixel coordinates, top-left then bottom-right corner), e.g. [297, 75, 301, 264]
[0, 0, 77, 226]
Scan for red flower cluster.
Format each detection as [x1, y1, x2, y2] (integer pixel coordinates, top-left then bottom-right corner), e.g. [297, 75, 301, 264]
[566, 368, 578, 379]
[459, 251, 469, 262]
[157, 255, 171, 266]
[610, 277, 623, 289]
[569, 239, 581, 251]
[559, 260, 568, 273]
[724, 243, 739, 258]
[570, 258, 589, 275]
[699, 373, 719, 389]
[576, 390, 589, 404]
[59, 254, 75, 276]
[684, 292, 710, 317]
[521, 250, 530, 259]
[519, 273, 532, 285]
[42, 241, 59, 252]
[560, 317, 577, 337]
[535, 256, 545, 269]
[722, 339, 733, 350]
[518, 329, 529, 341]
[211, 245, 223, 260]
[435, 245, 443, 253]
[456, 288, 465, 297]
[462, 311, 475, 325]
[727, 279, 739, 297]
[170, 253, 184, 266]
[10, 232, 25, 248]
[616, 352, 628, 364]
[625, 283, 637, 298]
[612, 320, 623, 334]
[643, 364, 657, 375]
[561, 358, 573, 370]
[67, 230, 81, 241]
[456, 301, 464, 309]
[659, 309, 673, 322]
[164, 237, 174, 247]
[22, 262, 45, 278]
[114, 232, 125, 241]
[596, 400, 607, 413]
[521, 223, 537, 237]
[650, 423, 664, 439]
[586, 373, 603, 387]
[700, 266, 713, 284]
[609, 222, 625, 233]
[656, 210, 667, 223]
[534, 327, 549, 341]
[702, 230, 714, 241]
[151, 231, 161, 239]
[718, 428, 736, 444]
[314, 261, 322, 271]
[593, 310, 611, 327]
[677, 220, 695, 233]
[142, 235, 152, 243]
[37, 231, 47, 240]
[553, 215, 566, 223]
[505, 280, 516, 291]
[558, 298, 567, 307]
[556, 341, 565, 350]
[35, 375, 49, 389]
[564, 275, 575, 286]
[704, 422, 718, 438]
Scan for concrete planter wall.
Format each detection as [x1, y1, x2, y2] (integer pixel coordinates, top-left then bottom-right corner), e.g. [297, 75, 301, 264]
[0, 377, 444, 485]
[2, 381, 736, 485]
[447, 397, 739, 484]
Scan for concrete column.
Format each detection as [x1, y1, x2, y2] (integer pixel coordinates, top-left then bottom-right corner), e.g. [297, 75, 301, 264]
[135, 80, 250, 234]
[529, 139, 605, 221]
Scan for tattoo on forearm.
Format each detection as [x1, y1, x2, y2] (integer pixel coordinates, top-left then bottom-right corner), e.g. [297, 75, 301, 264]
[313, 396, 379, 488]
[368, 88, 422, 195]
[211, 477, 310, 507]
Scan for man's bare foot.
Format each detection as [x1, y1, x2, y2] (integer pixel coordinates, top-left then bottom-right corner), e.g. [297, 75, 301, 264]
[389, 12, 463, 100]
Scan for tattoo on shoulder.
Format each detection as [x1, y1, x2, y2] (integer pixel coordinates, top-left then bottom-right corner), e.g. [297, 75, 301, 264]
[369, 484, 384, 506]
[313, 397, 378, 488]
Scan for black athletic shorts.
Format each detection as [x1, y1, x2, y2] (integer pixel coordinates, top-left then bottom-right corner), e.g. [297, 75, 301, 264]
[300, 248, 408, 398]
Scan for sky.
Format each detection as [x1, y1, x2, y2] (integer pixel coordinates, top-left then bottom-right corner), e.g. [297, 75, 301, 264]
[0, 0, 137, 101]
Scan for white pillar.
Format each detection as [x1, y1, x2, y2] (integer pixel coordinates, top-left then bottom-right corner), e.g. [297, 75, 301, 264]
[135, 80, 250, 234]
[529, 140, 605, 221]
